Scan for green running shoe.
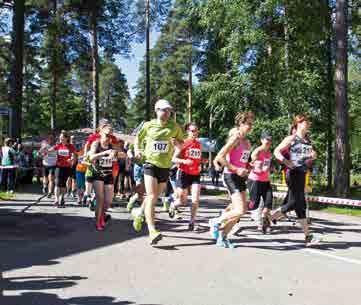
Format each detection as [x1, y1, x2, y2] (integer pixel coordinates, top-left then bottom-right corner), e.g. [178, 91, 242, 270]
[127, 194, 138, 212]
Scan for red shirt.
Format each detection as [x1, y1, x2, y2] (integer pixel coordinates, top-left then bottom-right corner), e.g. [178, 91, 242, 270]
[86, 133, 119, 146]
[54, 143, 76, 168]
[179, 138, 202, 176]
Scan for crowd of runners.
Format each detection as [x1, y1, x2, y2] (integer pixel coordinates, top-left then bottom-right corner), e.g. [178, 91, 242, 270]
[30, 99, 319, 247]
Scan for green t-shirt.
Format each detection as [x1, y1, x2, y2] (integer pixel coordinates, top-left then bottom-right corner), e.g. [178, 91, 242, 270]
[136, 119, 184, 169]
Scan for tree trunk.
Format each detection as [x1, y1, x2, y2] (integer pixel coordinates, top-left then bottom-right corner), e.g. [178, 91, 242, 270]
[334, 0, 350, 196]
[90, 5, 99, 130]
[187, 47, 192, 123]
[9, 0, 25, 140]
[50, 0, 58, 132]
[145, 0, 151, 120]
[283, 0, 289, 73]
[283, 0, 291, 116]
[326, 0, 334, 190]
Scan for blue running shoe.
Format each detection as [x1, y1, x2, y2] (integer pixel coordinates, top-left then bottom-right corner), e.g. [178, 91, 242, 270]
[224, 238, 235, 249]
[216, 236, 228, 248]
[209, 218, 220, 240]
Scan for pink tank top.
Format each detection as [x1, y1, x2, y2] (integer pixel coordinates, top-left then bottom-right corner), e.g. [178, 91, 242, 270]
[248, 150, 272, 182]
[224, 139, 250, 174]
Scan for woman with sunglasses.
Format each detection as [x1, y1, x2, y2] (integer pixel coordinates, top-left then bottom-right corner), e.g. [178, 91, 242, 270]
[209, 111, 254, 248]
[247, 130, 273, 234]
[271, 114, 319, 246]
[169, 122, 202, 231]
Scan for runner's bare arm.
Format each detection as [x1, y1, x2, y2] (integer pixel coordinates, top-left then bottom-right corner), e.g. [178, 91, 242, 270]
[83, 141, 91, 155]
[215, 135, 239, 173]
[172, 145, 191, 165]
[88, 141, 111, 162]
[310, 148, 317, 160]
[274, 135, 295, 168]
[251, 146, 262, 162]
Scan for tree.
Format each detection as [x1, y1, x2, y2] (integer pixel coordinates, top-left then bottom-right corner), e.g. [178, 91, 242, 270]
[8, 0, 25, 139]
[99, 60, 130, 130]
[134, 0, 172, 120]
[334, 0, 350, 196]
[70, 0, 136, 129]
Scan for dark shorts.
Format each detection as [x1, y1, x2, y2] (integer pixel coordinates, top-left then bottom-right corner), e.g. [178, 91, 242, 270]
[55, 167, 72, 188]
[86, 174, 114, 185]
[69, 166, 77, 179]
[43, 166, 56, 177]
[223, 173, 247, 194]
[247, 179, 273, 210]
[176, 170, 200, 189]
[143, 163, 169, 184]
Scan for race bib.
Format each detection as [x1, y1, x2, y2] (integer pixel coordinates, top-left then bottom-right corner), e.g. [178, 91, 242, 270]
[262, 159, 271, 170]
[99, 157, 113, 168]
[188, 148, 201, 159]
[301, 145, 313, 159]
[253, 160, 263, 173]
[151, 141, 169, 153]
[240, 151, 250, 163]
[291, 144, 312, 162]
[58, 149, 69, 157]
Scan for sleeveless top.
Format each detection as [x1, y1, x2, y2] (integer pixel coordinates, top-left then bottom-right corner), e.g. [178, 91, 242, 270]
[224, 137, 251, 174]
[248, 150, 272, 182]
[94, 142, 114, 176]
[289, 135, 313, 171]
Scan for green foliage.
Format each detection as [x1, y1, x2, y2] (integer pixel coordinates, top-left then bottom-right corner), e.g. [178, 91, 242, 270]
[99, 60, 130, 130]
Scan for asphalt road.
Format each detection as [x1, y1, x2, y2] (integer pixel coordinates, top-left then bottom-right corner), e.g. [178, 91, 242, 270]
[1, 191, 361, 305]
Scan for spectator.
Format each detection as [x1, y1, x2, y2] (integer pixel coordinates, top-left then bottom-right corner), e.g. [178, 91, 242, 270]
[0, 138, 17, 193]
[209, 164, 220, 186]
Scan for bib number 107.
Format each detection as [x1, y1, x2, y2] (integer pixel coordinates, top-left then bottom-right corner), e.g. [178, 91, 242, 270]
[152, 141, 169, 153]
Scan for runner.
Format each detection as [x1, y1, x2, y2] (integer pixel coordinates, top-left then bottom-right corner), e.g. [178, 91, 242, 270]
[75, 144, 87, 205]
[87, 122, 119, 231]
[129, 160, 146, 233]
[39, 134, 57, 197]
[0, 138, 17, 193]
[169, 122, 202, 231]
[247, 130, 273, 234]
[127, 149, 145, 213]
[209, 111, 254, 248]
[66, 135, 77, 198]
[271, 114, 319, 246]
[161, 164, 178, 212]
[52, 131, 77, 207]
[134, 99, 183, 245]
[83, 118, 120, 207]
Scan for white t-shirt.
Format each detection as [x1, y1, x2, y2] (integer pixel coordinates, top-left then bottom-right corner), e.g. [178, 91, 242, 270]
[41, 144, 57, 167]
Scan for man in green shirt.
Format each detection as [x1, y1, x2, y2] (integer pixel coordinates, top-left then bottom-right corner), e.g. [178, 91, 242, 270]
[134, 99, 183, 245]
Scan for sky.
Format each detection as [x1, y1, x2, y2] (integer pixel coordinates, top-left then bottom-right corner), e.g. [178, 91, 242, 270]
[114, 30, 160, 99]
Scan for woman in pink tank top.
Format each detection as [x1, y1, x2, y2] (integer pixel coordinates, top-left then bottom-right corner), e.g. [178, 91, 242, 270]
[247, 131, 273, 234]
[209, 111, 254, 248]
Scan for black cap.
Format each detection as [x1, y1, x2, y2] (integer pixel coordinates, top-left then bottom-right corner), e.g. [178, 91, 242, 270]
[261, 130, 272, 140]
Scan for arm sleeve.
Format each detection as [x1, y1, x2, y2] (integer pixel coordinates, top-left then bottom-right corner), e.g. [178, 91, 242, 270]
[135, 122, 148, 151]
[175, 124, 184, 141]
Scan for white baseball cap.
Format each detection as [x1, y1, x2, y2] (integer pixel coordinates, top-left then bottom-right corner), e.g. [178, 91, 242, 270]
[155, 99, 173, 111]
